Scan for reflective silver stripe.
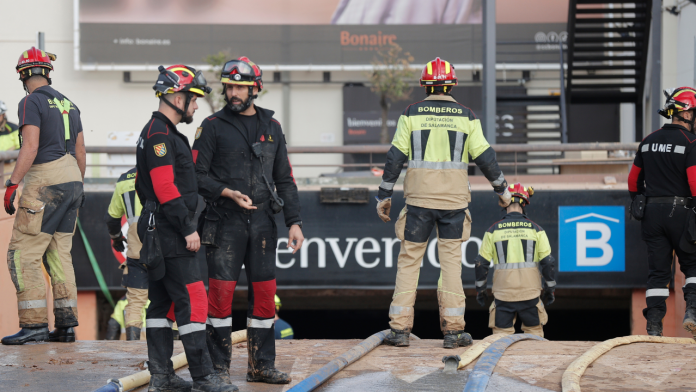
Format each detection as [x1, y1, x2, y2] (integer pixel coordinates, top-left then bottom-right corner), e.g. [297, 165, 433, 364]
[641, 144, 649, 153]
[475, 280, 487, 287]
[494, 262, 537, 270]
[127, 216, 139, 225]
[490, 172, 506, 187]
[389, 305, 414, 315]
[412, 130, 422, 160]
[146, 318, 173, 329]
[453, 132, 464, 162]
[496, 242, 506, 264]
[526, 240, 534, 263]
[247, 318, 274, 329]
[178, 323, 206, 336]
[443, 307, 465, 316]
[408, 160, 468, 170]
[54, 299, 77, 308]
[379, 181, 396, 191]
[124, 192, 134, 221]
[546, 281, 557, 288]
[685, 277, 696, 286]
[646, 288, 670, 297]
[206, 317, 232, 328]
[18, 300, 47, 310]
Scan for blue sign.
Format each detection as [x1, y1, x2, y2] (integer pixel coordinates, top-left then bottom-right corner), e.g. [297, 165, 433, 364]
[559, 206, 625, 272]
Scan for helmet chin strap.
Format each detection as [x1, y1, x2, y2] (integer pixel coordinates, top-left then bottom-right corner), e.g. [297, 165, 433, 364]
[160, 93, 194, 124]
[224, 85, 258, 112]
[674, 110, 696, 133]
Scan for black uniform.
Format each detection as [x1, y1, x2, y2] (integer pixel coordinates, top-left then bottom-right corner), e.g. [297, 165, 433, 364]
[192, 105, 301, 375]
[135, 111, 214, 379]
[628, 123, 696, 325]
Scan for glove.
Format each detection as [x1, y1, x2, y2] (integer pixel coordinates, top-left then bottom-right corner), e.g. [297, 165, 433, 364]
[4, 180, 18, 215]
[476, 291, 488, 307]
[497, 188, 511, 208]
[542, 288, 555, 306]
[376, 197, 392, 223]
[111, 234, 127, 253]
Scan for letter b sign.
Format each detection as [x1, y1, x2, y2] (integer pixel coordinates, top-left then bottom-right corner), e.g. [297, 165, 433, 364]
[559, 206, 625, 272]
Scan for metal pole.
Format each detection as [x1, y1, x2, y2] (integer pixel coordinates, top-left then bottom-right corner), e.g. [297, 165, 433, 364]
[282, 71, 291, 143]
[650, 0, 662, 134]
[559, 42, 568, 143]
[37, 32, 45, 50]
[482, 0, 496, 143]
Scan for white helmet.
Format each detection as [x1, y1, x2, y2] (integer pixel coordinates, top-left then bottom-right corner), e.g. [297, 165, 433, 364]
[0, 101, 6, 116]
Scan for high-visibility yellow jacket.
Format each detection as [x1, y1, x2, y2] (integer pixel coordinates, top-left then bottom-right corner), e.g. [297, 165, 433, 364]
[475, 212, 556, 302]
[378, 95, 506, 210]
[105, 168, 143, 259]
[0, 122, 20, 151]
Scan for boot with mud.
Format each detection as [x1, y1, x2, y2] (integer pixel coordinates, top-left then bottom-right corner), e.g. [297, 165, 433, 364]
[49, 327, 76, 342]
[215, 368, 232, 385]
[646, 314, 663, 336]
[148, 373, 193, 392]
[125, 326, 141, 341]
[246, 368, 292, 384]
[192, 373, 238, 392]
[383, 328, 410, 347]
[683, 307, 696, 337]
[443, 330, 473, 349]
[1, 327, 49, 345]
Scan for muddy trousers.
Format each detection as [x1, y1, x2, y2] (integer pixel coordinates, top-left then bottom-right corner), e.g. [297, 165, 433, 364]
[204, 208, 278, 374]
[6, 154, 83, 328]
[122, 257, 149, 329]
[389, 205, 471, 334]
[489, 298, 547, 337]
[146, 255, 213, 378]
[641, 204, 696, 322]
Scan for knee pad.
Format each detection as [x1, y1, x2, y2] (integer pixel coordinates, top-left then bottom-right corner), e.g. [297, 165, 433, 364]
[208, 279, 236, 318]
[252, 279, 276, 318]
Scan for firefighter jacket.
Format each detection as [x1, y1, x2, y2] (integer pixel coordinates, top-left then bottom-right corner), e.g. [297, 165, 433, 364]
[474, 212, 556, 302]
[105, 168, 143, 259]
[378, 95, 506, 210]
[135, 112, 198, 243]
[192, 105, 301, 227]
[0, 121, 20, 150]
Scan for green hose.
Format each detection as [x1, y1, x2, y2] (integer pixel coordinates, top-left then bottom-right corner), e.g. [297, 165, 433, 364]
[77, 218, 115, 307]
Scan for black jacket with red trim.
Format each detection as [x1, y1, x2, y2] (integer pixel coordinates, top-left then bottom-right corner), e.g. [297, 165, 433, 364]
[135, 111, 198, 237]
[192, 105, 301, 227]
[628, 124, 696, 199]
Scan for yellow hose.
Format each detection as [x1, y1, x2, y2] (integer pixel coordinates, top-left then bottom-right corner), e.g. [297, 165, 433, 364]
[561, 335, 696, 392]
[118, 329, 247, 390]
[458, 333, 509, 369]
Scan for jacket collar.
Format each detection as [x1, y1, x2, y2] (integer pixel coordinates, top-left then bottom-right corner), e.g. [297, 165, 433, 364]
[151, 111, 183, 136]
[425, 95, 457, 102]
[503, 211, 527, 220]
[662, 123, 691, 133]
[215, 105, 276, 144]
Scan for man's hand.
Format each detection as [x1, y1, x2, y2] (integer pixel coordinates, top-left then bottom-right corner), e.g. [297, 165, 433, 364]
[376, 197, 392, 222]
[498, 188, 512, 208]
[111, 234, 127, 252]
[4, 181, 18, 215]
[287, 224, 304, 254]
[222, 188, 256, 210]
[185, 231, 201, 252]
[542, 288, 555, 306]
[476, 291, 488, 307]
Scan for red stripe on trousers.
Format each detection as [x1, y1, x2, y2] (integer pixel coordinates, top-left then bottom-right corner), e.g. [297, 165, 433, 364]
[628, 164, 642, 193]
[208, 279, 237, 319]
[150, 165, 181, 204]
[187, 281, 208, 323]
[252, 279, 276, 319]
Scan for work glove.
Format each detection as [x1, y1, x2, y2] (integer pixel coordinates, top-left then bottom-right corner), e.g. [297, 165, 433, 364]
[476, 291, 488, 307]
[376, 197, 392, 223]
[497, 188, 512, 208]
[542, 288, 555, 306]
[111, 234, 127, 253]
[4, 180, 18, 215]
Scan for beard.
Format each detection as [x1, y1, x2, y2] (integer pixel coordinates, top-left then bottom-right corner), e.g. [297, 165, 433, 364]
[228, 98, 246, 112]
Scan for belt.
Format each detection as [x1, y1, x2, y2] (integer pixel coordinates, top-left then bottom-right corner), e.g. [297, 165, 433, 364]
[211, 198, 269, 215]
[646, 196, 691, 207]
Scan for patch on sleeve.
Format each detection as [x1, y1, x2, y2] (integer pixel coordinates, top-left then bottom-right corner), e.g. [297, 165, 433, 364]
[153, 143, 167, 157]
[195, 127, 202, 140]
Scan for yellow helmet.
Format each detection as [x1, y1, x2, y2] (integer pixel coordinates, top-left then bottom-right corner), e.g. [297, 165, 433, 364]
[275, 294, 281, 310]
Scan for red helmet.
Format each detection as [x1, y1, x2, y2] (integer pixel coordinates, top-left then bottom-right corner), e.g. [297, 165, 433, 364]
[153, 65, 211, 98]
[420, 57, 458, 88]
[508, 183, 534, 206]
[220, 56, 263, 91]
[16, 47, 56, 82]
[659, 87, 696, 119]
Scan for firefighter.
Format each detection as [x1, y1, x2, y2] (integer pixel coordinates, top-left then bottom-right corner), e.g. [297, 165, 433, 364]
[135, 65, 236, 392]
[105, 296, 149, 340]
[2, 47, 86, 345]
[0, 100, 20, 151]
[628, 87, 696, 337]
[104, 167, 148, 340]
[274, 295, 294, 340]
[376, 57, 511, 348]
[192, 56, 302, 385]
[474, 183, 555, 337]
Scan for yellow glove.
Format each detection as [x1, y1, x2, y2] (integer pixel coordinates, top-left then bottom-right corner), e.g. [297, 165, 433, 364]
[376, 197, 392, 222]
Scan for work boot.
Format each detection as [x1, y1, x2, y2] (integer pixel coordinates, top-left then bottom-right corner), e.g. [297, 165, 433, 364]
[105, 318, 121, 340]
[1, 327, 49, 345]
[49, 327, 76, 342]
[383, 328, 410, 347]
[126, 326, 141, 341]
[646, 319, 663, 336]
[148, 373, 193, 392]
[192, 373, 238, 392]
[683, 307, 696, 337]
[215, 368, 232, 384]
[246, 368, 292, 384]
[443, 330, 473, 349]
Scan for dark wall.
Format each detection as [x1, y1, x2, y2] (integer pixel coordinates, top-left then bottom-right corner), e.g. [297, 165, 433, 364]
[568, 103, 621, 143]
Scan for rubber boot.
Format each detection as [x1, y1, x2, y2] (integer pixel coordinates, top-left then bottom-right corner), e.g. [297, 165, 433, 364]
[1, 327, 50, 345]
[645, 309, 663, 336]
[126, 326, 142, 341]
[443, 330, 473, 349]
[105, 318, 121, 340]
[192, 373, 239, 392]
[683, 307, 696, 338]
[383, 328, 410, 347]
[49, 327, 76, 342]
[148, 373, 193, 392]
[246, 368, 292, 384]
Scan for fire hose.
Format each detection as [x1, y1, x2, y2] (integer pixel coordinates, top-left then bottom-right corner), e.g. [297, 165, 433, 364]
[93, 329, 247, 392]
